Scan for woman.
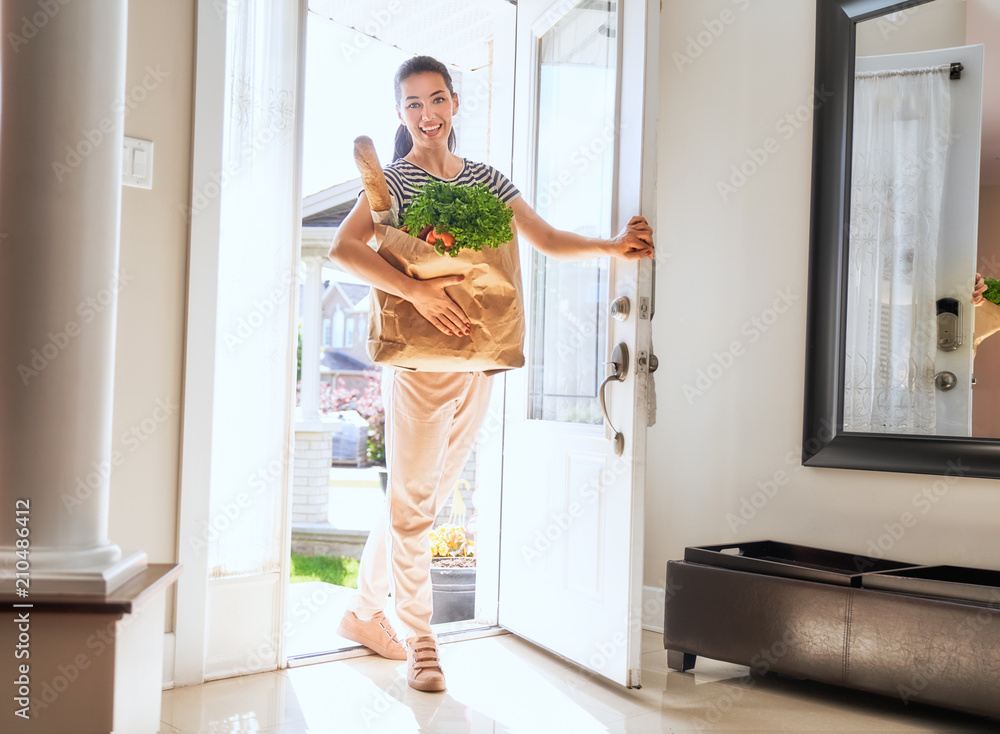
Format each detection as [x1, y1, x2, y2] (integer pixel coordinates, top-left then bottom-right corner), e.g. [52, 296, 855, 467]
[328, 55, 654, 693]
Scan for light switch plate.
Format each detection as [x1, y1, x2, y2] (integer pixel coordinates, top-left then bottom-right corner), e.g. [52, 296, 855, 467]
[122, 136, 153, 189]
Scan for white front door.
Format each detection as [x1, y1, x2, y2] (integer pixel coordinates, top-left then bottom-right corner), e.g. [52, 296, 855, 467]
[497, 0, 657, 688]
[856, 46, 984, 436]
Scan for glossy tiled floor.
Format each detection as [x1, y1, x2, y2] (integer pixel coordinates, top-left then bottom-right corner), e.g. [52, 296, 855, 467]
[160, 630, 1000, 733]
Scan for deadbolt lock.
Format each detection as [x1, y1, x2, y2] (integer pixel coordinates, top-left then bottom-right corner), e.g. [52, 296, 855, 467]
[610, 297, 630, 322]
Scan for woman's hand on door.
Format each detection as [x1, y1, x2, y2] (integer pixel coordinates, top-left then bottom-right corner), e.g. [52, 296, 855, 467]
[974, 272, 987, 306]
[606, 216, 654, 261]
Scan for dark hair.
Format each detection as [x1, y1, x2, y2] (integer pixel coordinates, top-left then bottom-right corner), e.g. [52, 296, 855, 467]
[392, 55, 457, 162]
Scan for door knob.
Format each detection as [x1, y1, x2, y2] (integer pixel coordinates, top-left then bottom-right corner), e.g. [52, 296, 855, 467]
[935, 371, 957, 391]
[599, 343, 628, 456]
[610, 297, 630, 322]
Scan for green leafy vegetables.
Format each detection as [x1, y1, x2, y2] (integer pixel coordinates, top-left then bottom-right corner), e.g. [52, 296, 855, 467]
[985, 278, 1000, 306]
[401, 178, 514, 257]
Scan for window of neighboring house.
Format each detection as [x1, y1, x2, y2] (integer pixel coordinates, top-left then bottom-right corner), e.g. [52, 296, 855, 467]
[345, 316, 354, 348]
[323, 318, 332, 347]
[332, 309, 345, 347]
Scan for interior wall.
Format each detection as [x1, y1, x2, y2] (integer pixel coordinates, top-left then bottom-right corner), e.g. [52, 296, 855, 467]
[856, 0, 967, 56]
[968, 0, 1000, 187]
[644, 0, 1000, 590]
[973, 185, 1000, 436]
[110, 0, 196, 631]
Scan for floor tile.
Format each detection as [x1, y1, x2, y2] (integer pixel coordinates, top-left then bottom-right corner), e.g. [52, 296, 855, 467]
[162, 631, 1000, 733]
[161, 669, 307, 732]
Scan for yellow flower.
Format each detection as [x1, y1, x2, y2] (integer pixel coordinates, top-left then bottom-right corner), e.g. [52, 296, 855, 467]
[429, 523, 474, 557]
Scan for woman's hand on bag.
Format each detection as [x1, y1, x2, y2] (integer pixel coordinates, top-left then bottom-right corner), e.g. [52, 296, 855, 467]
[607, 216, 654, 260]
[409, 275, 472, 336]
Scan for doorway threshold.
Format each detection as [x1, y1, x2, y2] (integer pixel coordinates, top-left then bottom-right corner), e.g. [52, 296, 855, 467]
[286, 624, 510, 668]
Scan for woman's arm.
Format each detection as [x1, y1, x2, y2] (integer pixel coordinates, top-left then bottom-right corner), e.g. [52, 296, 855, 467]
[509, 196, 654, 261]
[328, 192, 471, 336]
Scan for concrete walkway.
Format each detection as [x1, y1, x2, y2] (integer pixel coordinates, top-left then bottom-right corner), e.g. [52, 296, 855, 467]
[290, 465, 385, 559]
[328, 465, 386, 531]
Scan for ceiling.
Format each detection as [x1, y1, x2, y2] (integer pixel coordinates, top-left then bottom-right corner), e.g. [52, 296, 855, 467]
[312, 0, 999, 186]
[308, 0, 497, 71]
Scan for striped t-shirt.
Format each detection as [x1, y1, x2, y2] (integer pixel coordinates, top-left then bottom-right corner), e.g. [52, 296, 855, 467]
[378, 157, 521, 222]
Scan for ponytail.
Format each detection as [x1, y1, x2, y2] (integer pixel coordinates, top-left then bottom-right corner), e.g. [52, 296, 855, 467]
[393, 124, 411, 162]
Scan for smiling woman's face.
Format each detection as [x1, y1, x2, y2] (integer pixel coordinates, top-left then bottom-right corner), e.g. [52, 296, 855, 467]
[397, 71, 458, 151]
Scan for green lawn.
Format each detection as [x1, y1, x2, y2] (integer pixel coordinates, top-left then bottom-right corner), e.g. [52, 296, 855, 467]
[290, 552, 360, 588]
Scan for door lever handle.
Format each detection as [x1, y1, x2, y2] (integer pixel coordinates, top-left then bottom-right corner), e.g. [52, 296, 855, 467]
[599, 343, 629, 457]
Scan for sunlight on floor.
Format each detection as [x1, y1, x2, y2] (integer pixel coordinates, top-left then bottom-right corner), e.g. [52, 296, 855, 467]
[160, 631, 999, 733]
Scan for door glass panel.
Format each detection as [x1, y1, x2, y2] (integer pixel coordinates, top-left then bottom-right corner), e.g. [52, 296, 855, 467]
[527, 1, 617, 424]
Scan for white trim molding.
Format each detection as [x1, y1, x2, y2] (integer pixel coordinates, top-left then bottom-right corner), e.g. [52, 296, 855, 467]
[641, 585, 666, 634]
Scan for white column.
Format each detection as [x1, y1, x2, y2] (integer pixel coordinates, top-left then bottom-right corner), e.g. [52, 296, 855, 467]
[294, 254, 333, 529]
[0, 0, 146, 593]
[300, 256, 324, 421]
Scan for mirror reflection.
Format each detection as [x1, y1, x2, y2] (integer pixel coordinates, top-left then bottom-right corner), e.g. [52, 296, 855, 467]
[845, 0, 1000, 437]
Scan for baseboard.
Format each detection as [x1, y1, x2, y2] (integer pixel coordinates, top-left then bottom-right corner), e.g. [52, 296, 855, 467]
[162, 631, 175, 689]
[641, 584, 665, 633]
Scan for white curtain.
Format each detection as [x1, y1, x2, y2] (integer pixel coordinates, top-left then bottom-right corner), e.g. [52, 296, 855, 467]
[844, 67, 952, 433]
[209, 0, 301, 578]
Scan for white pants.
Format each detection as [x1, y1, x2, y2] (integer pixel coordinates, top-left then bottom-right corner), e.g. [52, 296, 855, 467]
[347, 367, 494, 640]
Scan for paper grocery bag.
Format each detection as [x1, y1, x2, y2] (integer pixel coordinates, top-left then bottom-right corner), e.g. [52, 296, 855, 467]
[974, 299, 1000, 356]
[367, 220, 526, 374]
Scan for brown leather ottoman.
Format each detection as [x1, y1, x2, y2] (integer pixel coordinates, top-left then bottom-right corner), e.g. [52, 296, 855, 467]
[664, 559, 1000, 720]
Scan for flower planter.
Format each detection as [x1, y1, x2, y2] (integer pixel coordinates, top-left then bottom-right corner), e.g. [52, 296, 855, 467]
[430, 564, 476, 624]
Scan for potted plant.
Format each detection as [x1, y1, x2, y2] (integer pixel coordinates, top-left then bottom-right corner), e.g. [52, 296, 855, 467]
[429, 522, 476, 624]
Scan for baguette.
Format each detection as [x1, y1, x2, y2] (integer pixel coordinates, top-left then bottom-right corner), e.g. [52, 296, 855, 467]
[353, 136, 392, 212]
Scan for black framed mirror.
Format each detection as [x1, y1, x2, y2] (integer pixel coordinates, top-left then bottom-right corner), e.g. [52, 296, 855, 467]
[804, 0, 1000, 479]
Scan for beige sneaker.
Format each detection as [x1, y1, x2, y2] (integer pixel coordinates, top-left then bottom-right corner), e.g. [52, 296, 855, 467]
[406, 635, 446, 692]
[336, 610, 407, 660]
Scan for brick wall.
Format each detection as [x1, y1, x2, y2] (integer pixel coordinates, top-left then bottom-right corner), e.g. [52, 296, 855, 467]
[292, 429, 333, 524]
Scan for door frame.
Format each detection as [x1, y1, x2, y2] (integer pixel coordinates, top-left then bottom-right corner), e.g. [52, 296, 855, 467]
[173, 0, 658, 682]
[173, 0, 308, 683]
